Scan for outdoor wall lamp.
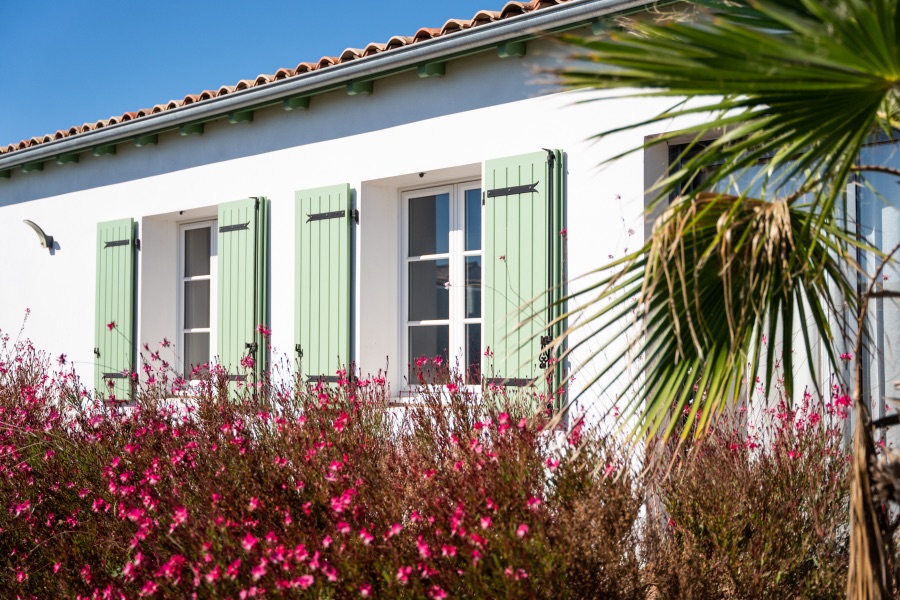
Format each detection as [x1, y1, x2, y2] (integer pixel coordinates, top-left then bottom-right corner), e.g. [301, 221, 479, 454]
[23, 220, 54, 252]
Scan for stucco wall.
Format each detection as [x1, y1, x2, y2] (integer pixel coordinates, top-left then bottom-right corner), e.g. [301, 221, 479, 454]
[0, 36, 821, 415]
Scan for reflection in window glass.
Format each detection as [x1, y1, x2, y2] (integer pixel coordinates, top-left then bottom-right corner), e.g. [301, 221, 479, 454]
[409, 194, 450, 256]
[465, 256, 481, 319]
[408, 259, 449, 321]
[184, 227, 211, 277]
[465, 188, 482, 251]
[859, 143, 900, 433]
[409, 325, 449, 383]
[184, 332, 210, 374]
[184, 280, 210, 329]
[466, 323, 481, 384]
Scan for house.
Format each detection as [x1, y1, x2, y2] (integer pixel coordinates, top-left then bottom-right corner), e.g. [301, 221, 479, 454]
[0, 0, 895, 423]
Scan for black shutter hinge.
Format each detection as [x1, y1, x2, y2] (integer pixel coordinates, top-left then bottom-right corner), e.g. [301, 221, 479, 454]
[220, 222, 250, 233]
[539, 334, 552, 370]
[543, 147, 555, 168]
[352, 208, 360, 224]
[486, 183, 538, 198]
[134, 238, 141, 250]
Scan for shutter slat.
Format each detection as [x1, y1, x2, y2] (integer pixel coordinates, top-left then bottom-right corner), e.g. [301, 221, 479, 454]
[484, 151, 564, 396]
[95, 218, 135, 400]
[295, 184, 352, 380]
[217, 198, 269, 383]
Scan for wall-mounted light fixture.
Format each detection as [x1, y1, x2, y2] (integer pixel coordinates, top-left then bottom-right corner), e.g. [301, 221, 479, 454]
[23, 220, 54, 252]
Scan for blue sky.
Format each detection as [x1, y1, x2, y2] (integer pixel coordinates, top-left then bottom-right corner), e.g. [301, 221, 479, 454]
[0, 0, 509, 147]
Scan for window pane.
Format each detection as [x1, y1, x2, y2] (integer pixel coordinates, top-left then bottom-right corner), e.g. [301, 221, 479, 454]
[465, 188, 481, 251]
[409, 193, 449, 256]
[184, 280, 210, 329]
[408, 325, 449, 383]
[184, 227, 211, 277]
[466, 323, 481, 384]
[184, 332, 210, 375]
[409, 259, 449, 321]
[465, 256, 481, 318]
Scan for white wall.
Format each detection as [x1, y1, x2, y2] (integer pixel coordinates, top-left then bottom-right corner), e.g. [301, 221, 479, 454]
[0, 35, 835, 415]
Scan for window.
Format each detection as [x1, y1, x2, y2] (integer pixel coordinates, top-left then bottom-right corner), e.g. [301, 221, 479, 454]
[179, 221, 217, 377]
[403, 182, 482, 383]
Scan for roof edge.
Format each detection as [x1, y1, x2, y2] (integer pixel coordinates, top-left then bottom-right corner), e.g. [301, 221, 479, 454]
[0, 0, 650, 172]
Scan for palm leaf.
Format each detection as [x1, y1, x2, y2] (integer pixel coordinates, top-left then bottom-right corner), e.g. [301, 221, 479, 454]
[554, 0, 898, 443]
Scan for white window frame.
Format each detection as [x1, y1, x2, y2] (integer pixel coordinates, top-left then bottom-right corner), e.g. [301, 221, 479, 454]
[177, 219, 217, 380]
[400, 181, 482, 389]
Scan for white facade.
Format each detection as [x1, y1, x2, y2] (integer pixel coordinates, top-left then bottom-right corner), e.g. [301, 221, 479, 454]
[0, 9, 866, 421]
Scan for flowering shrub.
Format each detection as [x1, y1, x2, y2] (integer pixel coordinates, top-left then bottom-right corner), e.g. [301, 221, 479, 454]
[644, 389, 852, 598]
[0, 335, 642, 598]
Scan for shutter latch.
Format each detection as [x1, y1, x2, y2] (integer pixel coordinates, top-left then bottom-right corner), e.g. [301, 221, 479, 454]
[245, 342, 258, 354]
[294, 344, 303, 357]
[94, 347, 100, 358]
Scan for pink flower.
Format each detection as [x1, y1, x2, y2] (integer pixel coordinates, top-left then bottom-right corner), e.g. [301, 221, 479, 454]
[417, 535, 432, 558]
[322, 535, 333, 548]
[337, 521, 351, 535]
[430, 586, 448, 599]
[359, 529, 374, 545]
[297, 574, 314, 589]
[249, 497, 259, 511]
[446, 382, 458, 393]
[396, 565, 413, 584]
[251, 559, 267, 581]
[205, 565, 221, 583]
[516, 523, 529, 538]
[546, 457, 560, 470]
[484, 346, 493, 358]
[559, 228, 567, 236]
[242, 533, 258, 552]
[499, 255, 506, 262]
[385, 523, 403, 539]
[227, 559, 242, 579]
[480, 516, 492, 529]
[358, 583, 372, 597]
[107, 321, 116, 332]
[840, 352, 853, 362]
[526, 496, 541, 510]
[441, 544, 457, 558]
[16, 570, 26, 583]
[256, 324, 272, 336]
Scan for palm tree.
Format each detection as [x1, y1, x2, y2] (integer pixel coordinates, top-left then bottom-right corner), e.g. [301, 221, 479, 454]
[558, 0, 900, 596]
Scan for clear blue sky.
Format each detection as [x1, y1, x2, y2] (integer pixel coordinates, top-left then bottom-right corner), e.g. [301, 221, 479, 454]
[0, 0, 509, 147]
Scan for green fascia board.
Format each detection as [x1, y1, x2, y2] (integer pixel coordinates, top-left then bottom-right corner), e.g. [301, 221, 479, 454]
[346, 81, 374, 96]
[134, 134, 158, 147]
[56, 153, 80, 165]
[93, 144, 117, 157]
[228, 110, 254, 124]
[497, 41, 526, 58]
[21, 161, 43, 173]
[417, 62, 446, 78]
[179, 123, 205, 136]
[283, 96, 310, 111]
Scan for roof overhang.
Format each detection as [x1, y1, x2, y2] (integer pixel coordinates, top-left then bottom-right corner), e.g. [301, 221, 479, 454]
[0, 0, 652, 173]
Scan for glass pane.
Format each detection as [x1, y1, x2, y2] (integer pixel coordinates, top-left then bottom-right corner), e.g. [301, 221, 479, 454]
[408, 325, 449, 383]
[465, 256, 481, 318]
[184, 280, 210, 329]
[465, 188, 482, 251]
[466, 323, 482, 384]
[409, 259, 449, 321]
[184, 332, 210, 375]
[184, 227, 211, 277]
[409, 193, 449, 256]
[859, 142, 900, 436]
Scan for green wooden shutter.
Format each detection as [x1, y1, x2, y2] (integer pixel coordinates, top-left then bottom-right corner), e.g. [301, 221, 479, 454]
[484, 151, 565, 398]
[95, 218, 136, 399]
[295, 184, 352, 381]
[217, 197, 269, 382]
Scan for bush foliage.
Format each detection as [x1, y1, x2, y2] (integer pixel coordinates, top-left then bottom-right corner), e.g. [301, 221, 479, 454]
[0, 332, 851, 598]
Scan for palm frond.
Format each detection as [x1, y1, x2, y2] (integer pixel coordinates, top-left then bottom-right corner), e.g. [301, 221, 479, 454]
[554, 0, 899, 441]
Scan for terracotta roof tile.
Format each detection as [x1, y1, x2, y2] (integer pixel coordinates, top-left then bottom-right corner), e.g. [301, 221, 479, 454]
[1, 0, 574, 157]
